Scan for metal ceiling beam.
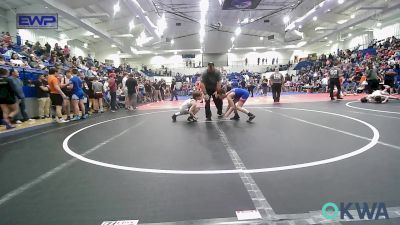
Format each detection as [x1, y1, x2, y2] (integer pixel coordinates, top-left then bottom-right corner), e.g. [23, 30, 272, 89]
[41, 0, 130, 54]
[309, 0, 400, 44]
[78, 13, 110, 19]
[122, 0, 159, 39]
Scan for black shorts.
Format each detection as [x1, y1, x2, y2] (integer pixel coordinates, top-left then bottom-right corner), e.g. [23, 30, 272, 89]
[384, 79, 394, 88]
[50, 93, 63, 106]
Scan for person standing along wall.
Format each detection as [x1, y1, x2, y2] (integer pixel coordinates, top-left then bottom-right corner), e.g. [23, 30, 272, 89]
[9, 69, 32, 123]
[34, 74, 50, 119]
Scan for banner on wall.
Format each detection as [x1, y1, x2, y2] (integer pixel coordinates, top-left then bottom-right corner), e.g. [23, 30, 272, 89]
[16, 13, 58, 29]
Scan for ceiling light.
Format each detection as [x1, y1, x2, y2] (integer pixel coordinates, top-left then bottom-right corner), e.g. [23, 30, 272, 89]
[326, 44, 330, 47]
[338, 0, 344, 4]
[329, 40, 333, 44]
[228, 49, 231, 53]
[324, 37, 328, 40]
[337, 19, 348, 24]
[231, 37, 235, 42]
[242, 18, 249, 23]
[296, 41, 307, 47]
[377, 22, 382, 27]
[171, 39, 175, 45]
[174, 51, 177, 55]
[129, 20, 135, 31]
[199, 0, 209, 12]
[117, 51, 121, 54]
[250, 19, 254, 22]
[260, 37, 264, 40]
[298, 25, 302, 29]
[235, 27, 241, 36]
[93, 35, 100, 38]
[45, 6, 48, 9]
[319, 2, 324, 7]
[349, 26, 354, 29]
[111, 44, 117, 48]
[113, 1, 120, 16]
[200, 49, 203, 53]
[313, 16, 317, 21]
[348, 33, 352, 37]
[287, 23, 296, 30]
[83, 43, 88, 48]
[155, 13, 167, 37]
[59, 33, 67, 39]
[200, 38, 204, 43]
[253, 48, 256, 51]
[272, 48, 276, 51]
[283, 15, 290, 24]
[350, 14, 355, 19]
[84, 31, 94, 36]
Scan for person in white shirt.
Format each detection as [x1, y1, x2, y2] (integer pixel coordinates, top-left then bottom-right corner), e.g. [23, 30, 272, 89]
[361, 86, 399, 103]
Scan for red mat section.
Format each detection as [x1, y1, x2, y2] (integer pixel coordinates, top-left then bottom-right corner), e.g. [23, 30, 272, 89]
[138, 93, 365, 110]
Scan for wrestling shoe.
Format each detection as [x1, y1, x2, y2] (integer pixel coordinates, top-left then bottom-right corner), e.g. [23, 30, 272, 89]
[247, 113, 256, 122]
[172, 114, 177, 122]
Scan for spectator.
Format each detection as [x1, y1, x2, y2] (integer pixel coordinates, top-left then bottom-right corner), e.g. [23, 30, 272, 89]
[91, 76, 104, 113]
[10, 53, 28, 67]
[108, 73, 117, 112]
[9, 69, 32, 123]
[34, 74, 50, 119]
[126, 74, 138, 110]
[0, 68, 21, 129]
[48, 68, 68, 123]
[153, 79, 161, 102]
[69, 71, 87, 120]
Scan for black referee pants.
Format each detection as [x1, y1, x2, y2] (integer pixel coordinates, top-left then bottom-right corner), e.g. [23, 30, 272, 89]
[271, 83, 282, 102]
[205, 89, 223, 119]
[329, 78, 341, 98]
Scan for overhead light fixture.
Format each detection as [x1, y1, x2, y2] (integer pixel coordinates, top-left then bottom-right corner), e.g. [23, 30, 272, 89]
[129, 20, 135, 31]
[228, 49, 231, 53]
[93, 35, 100, 38]
[155, 13, 167, 37]
[348, 33, 352, 37]
[377, 22, 382, 27]
[111, 44, 117, 48]
[136, 30, 153, 47]
[298, 25, 302, 29]
[260, 37, 264, 40]
[349, 26, 354, 29]
[117, 51, 121, 54]
[272, 48, 276, 51]
[337, 19, 348, 24]
[83, 43, 88, 48]
[84, 31, 94, 36]
[113, 1, 120, 16]
[231, 37, 235, 42]
[324, 37, 328, 40]
[242, 18, 249, 24]
[171, 39, 175, 45]
[283, 16, 290, 24]
[313, 16, 317, 21]
[338, 0, 344, 4]
[329, 40, 333, 44]
[250, 19, 254, 22]
[253, 48, 256, 51]
[235, 27, 241, 36]
[174, 51, 177, 55]
[350, 14, 355, 19]
[59, 33, 67, 39]
[199, 0, 208, 46]
[296, 41, 307, 47]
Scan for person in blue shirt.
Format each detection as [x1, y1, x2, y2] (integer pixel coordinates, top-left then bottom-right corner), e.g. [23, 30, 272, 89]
[217, 88, 255, 122]
[68, 69, 87, 121]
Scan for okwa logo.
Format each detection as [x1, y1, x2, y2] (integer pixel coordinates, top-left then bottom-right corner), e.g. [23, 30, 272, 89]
[321, 202, 389, 220]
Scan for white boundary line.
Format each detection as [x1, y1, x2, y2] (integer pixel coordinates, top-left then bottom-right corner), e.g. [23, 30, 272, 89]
[62, 107, 379, 175]
[346, 101, 400, 115]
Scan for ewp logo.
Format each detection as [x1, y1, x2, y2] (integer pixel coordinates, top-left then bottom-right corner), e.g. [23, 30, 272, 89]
[322, 202, 389, 220]
[17, 14, 58, 29]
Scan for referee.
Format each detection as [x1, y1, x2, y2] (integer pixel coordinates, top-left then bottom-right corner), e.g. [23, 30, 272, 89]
[269, 68, 284, 102]
[201, 62, 223, 121]
[328, 61, 343, 100]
